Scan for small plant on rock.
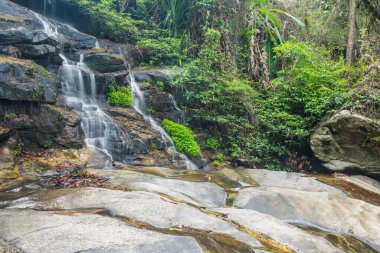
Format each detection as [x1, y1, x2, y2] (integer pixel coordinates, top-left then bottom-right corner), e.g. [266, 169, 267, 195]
[205, 138, 220, 151]
[163, 119, 201, 157]
[107, 83, 132, 107]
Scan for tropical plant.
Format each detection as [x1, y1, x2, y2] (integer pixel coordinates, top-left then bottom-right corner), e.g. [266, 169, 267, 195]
[107, 83, 132, 107]
[163, 119, 201, 157]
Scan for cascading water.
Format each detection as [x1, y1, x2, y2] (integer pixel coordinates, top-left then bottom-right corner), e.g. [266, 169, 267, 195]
[168, 94, 185, 123]
[33, 11, 58, 37]
[129, 73, 198, 170]
[32, 8, 198, 170]
[60, 55, 132, 168]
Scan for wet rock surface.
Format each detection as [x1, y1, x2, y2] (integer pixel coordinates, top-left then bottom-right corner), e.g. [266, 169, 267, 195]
[83, 52, 127, 73]
[242, 169, 346, 195]
[0, 209, 204, 253]
[235, 186, 380, 251]
[1, 168, 380, 253]
[90, 168, 227, 207]
[212, 208, 343, 253]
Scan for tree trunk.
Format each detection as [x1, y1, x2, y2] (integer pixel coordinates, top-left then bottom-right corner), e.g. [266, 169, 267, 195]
[346, 0, 356, 66]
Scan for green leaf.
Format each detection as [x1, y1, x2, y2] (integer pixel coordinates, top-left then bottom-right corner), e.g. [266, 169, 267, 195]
[271, 9, 305, 27]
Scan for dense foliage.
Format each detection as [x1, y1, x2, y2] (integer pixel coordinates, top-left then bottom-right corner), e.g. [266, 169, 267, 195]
[107, 83, 132, 107]
[65, 0, 379, 171]
[163, 119, 201, 157]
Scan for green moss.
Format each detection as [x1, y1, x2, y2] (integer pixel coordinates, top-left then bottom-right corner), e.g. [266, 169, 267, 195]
[4, 113, 16, 121]
[205, 138, 220, 151]
[163, 119, 201, 157]
[107, 83, 132, 107]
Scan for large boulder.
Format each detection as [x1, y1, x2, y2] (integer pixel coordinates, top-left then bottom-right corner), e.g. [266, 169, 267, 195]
[311, 110, 380, 175]
[83, 52, 127, 73]
[17, 44, 57, 59]
[57, 24, 97, 49]
[0, 56, 58, 103]
[0, 102, 84, 150]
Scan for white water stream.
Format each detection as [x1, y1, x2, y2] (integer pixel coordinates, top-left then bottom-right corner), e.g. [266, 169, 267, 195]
[33, 9, 198, 169]
[129, 74, 198, 170]
[60, 55, 132, 168]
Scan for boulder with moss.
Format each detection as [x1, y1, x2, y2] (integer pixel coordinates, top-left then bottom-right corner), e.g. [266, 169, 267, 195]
[311, 110, 380, 175]
[0, 56, 58, 103]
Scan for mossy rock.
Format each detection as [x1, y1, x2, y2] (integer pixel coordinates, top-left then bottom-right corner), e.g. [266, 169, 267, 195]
[0, 56, 58, 103]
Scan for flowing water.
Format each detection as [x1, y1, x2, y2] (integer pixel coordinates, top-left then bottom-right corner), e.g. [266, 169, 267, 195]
[168, 94, 185, 123]
[33, 9, 198, 170]
[129, 73, 198, 170]
[60, 55, 133, 168]
[33, 11, 58, 37]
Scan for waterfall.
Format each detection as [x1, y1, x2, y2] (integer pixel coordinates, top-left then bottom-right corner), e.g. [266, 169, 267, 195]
[33, 11, 58, 37]
[60, 55, 133, 168]
[31, 8, 198, 170]
[129, 73, 198, 170]
[168, 94, 185, 123]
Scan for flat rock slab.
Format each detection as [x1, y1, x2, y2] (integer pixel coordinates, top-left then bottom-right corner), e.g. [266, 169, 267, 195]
[345, 175, 380, 195]
[242, 169, 345, 195]
[235, 187, 380, 250]
[211, 208, 343, 253]
[14, 187, 261, 248]
[90, 169, 227, 207]
[0, 209, 203, 253]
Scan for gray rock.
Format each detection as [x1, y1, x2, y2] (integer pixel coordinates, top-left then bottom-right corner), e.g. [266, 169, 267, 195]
[133, 68, 180, 84]
[107, 107, 166, 153]
[211, 208, 343, 253]
[83, 52, 127, 73]
[144, 86, 185, 124]
[0, 57, 58, 103]
[0, 28, 34, 45]
[19, 187, 262, 248]
[338, 175, 380, 195]
[0, 45, 22, 57]
[242, 169, 346, 195]
[0, 209, 204, 253]
[0, 102, 84, 149]
[0, 239, 24, 253]
[18, 44, 57, 58]
[95, 70, 129, 95]
[235, 187, 380, 250]
[57, 24, 97, 49]
[90, 169, 227, 207]
[311, 110, 380, 175]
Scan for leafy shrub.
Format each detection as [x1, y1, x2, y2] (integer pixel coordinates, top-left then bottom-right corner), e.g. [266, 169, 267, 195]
[205, 138, 220, 150]
[163, 119, 201, 157]
[4, 113, 16, 121]
[254, 41, 349, 147]
[107, 83, 132, 107]
[64, 0, 143, 43]
[138, 38, 184, 66]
